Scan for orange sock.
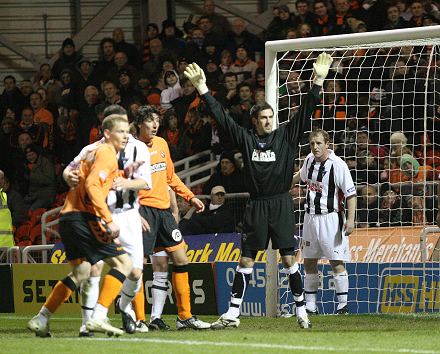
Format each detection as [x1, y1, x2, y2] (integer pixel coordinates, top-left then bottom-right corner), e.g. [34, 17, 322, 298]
[172, 265, 192, 320]
[132, 280, 145, 321]
[44, 277, 76, 313]
[97, 269, 126, 308]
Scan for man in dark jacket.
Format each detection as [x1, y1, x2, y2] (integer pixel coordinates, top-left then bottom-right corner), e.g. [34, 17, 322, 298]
[180, 185, 235, 235]
[202, 150, 246, 195]
[0, 75, 26, 118]
[52, 38, 83, 81]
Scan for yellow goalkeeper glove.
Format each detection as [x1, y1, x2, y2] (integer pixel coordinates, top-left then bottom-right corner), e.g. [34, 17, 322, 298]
[184, 63, 209, 95]
[313, 52, 333, 86]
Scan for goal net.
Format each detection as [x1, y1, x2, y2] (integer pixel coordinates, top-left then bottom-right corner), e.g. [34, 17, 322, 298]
[264, 26, 440, 316]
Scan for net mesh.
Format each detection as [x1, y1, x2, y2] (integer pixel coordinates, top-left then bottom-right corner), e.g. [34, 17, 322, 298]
[274, 38, 440, 315]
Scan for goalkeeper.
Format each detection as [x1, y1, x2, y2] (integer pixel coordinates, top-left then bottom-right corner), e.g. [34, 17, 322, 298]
[185, 52, 332, 329]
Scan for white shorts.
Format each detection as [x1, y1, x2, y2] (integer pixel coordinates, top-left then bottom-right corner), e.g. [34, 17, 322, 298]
[112, 208, 144, 269]
[302, 212, 350, 261]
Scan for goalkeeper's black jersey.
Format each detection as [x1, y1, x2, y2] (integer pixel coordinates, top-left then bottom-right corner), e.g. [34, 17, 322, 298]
[202, 85, 321, 199]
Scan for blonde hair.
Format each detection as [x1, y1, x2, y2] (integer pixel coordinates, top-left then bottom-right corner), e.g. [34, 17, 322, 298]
[102, 115, 128, 131]
[390, 132, 407, 146]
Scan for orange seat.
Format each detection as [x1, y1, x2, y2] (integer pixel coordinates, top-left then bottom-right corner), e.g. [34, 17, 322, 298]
[28, 208, 47, 227]
[30, 224, 42, 244]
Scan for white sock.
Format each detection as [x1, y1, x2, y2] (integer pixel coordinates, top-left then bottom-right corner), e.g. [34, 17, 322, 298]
[304, 273, 320, 312]
[151, 272, 168, 321]
[80, 276, 100, 326]
[119, 277, 142, 313]
[92, 303, 108, 321]
[38, 306, 51, 323]
[295, 296, 307, 318]
[333, 271, 348, 310]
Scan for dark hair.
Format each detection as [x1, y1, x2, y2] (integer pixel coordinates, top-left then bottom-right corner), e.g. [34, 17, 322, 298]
[25, 143, 41, 155]
[30, 92, 43, 100]
[249, 102, 274, 120]
[103, 104, 127, 118]
[135, 105, 160, 125]
[100, 37, 114, 50]
[198, 15, 211, 23]
[223, 72, 237, 81]
[3, 75, 16, 84]
[237, 82, 252, 92]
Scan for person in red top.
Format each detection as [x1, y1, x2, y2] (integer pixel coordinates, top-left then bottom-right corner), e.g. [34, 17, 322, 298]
[134, 105, 211, 330]
[27, 114, 132, 337]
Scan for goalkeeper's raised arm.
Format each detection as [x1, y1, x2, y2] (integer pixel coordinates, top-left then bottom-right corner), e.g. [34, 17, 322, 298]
[184, 53, 332, 146]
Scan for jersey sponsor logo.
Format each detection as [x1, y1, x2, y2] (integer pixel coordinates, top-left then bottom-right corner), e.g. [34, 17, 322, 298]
[172, 229, 182, 242]
[306, 180, 323, 193]
[151, 162, 166, 173]
[347, 186, 356, 194]
[251, 149, 276, 162]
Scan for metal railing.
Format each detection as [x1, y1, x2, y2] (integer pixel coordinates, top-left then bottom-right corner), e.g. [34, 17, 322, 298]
[175, 149, 217, 186]
[21, 245, 55, 264]
[0, 246, 21, 263]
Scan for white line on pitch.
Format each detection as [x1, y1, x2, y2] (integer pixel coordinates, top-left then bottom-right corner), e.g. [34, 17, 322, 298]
[64, 337, 437, 354]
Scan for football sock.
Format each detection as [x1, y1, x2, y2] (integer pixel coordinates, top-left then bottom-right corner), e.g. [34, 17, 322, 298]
[44, 276, 77, 314]
[132, 278, 146, 321]
[80, 276, 100, 326]
[304, 273, 320, 312]
[151, 271, 169, 321]
[225, 266, 252, 318]
[172, 265, 192, 320]
[38, 306, 52, 324]
[285, 264, 307, 317]
[333, 270, 348, 310]
[119, 277, 142, 313]
[94, 268, 126, 318]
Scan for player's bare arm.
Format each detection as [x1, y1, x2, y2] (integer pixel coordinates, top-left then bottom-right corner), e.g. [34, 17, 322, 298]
[112, 176, 149, 191]
[345, 195, 356, 235]
[291, 171, 301, 189]
[190, 197, 205, 213]
[62, 166, 80, 188]
[140, 215, 151, 232]
[169, 189, 180, 223]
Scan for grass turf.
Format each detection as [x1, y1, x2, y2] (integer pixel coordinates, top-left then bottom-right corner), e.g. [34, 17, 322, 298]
[1, 313, 440, 353]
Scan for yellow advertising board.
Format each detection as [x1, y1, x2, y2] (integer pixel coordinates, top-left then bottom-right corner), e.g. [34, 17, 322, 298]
[12, 264, 115, 315]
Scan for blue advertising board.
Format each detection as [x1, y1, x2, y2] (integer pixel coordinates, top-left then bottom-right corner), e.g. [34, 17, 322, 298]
[214, 262, 440, 315]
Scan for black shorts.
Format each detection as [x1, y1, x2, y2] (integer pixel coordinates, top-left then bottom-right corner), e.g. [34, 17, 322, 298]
[139, 205, 184, 256]
[241, 192, 299, 252]
[59, 212, 126, 265]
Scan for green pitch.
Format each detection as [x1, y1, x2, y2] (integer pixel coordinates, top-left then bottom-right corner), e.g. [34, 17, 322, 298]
[1, 313, 440, 353]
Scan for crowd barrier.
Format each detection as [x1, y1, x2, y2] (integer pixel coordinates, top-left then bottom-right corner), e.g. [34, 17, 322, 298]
[1, 228, 439, 315]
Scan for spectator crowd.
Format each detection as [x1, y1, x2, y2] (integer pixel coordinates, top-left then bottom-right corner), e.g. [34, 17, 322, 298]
[0, 0, 439, 246]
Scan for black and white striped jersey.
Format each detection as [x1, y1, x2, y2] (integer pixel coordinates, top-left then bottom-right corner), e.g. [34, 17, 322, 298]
[300, 150, 356, 215]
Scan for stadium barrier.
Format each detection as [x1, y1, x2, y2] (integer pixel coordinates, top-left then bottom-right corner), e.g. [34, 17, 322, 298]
[214, 261, 440, 316]
[5, 263, 216, 315]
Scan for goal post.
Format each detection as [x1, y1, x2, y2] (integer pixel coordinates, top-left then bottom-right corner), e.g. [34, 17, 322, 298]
[264, 26, 440, 317]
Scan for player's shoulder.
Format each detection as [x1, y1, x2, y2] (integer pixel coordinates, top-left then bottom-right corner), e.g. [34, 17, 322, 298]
[304, 152, 315, 163]
[328, 150, 345, 164]
[95, 143, 115, 157]
[328, 150, 346, 166]
[152, 136, 168, 148]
